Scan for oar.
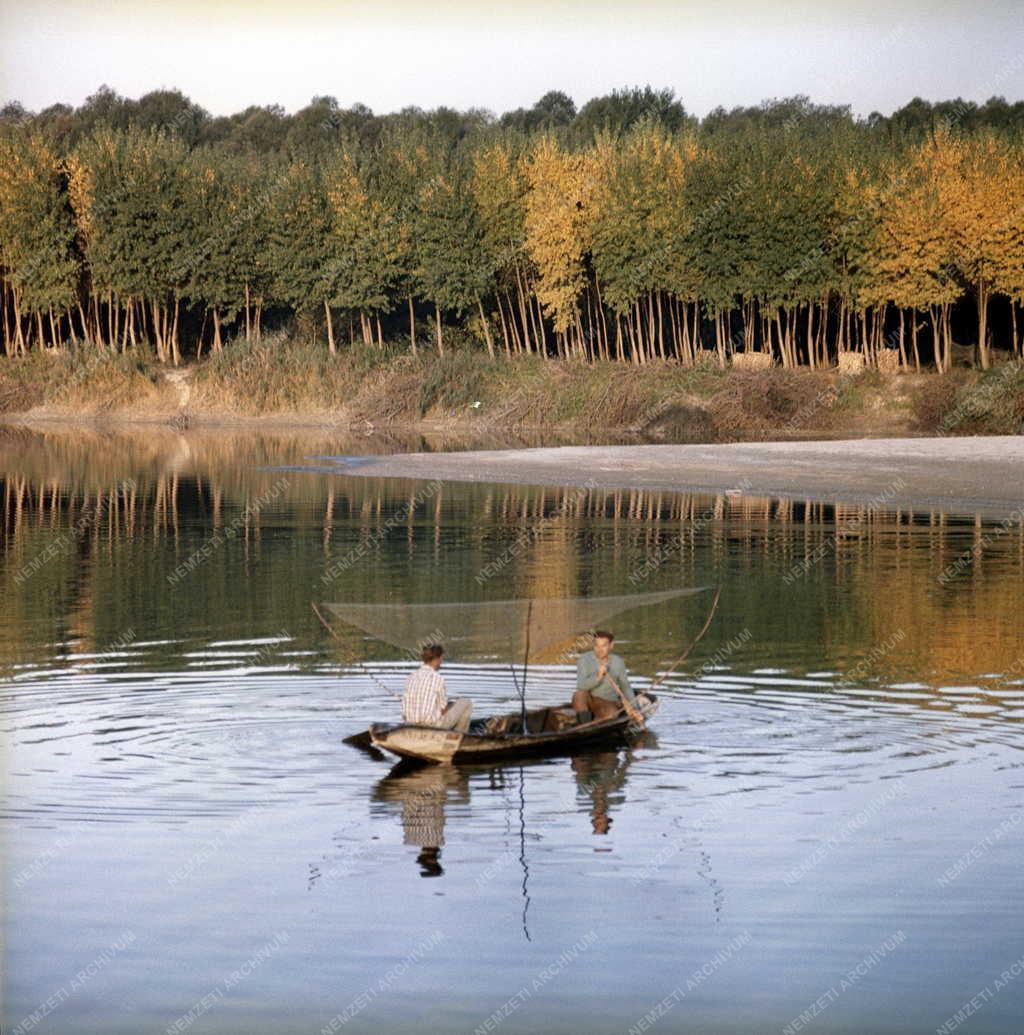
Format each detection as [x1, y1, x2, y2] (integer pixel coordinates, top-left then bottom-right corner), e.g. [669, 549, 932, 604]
[605, 671, 646, 728]
[649, 585, 723, 690]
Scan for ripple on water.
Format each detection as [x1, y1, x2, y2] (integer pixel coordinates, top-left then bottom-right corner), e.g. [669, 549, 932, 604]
[4, 646, 1024, 828]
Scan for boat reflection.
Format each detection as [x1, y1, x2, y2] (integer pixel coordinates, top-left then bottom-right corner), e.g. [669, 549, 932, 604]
[366, 733, 661, 938]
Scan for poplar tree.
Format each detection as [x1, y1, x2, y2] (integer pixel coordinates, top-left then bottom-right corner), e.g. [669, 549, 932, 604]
[0, 129, 78, 353]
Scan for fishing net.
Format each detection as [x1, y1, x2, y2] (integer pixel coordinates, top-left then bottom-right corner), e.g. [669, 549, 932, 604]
[322, 588, 708, 666]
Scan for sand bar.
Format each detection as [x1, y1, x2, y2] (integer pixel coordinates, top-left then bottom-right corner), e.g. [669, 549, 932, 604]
[315, 436, 1024, 519]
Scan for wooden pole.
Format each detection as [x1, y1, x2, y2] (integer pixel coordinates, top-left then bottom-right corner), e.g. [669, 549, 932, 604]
[605, 671, 646, 728]
[650, 586, 723, 689]
[520, 599, 533, 733]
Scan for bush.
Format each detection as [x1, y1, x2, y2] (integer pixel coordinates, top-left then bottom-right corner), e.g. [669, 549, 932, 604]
[937, 363, 1024, 434]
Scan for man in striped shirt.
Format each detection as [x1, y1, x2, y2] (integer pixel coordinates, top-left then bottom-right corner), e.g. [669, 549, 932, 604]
[402, 644, 473, 732]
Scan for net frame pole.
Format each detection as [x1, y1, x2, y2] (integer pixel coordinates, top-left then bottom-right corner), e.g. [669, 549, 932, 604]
[520, 598, 533, 733]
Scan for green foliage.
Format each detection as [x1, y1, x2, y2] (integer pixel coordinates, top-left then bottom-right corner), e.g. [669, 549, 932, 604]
[264, 159, 334, 315]
[0, 129, 79, 318]
[412, 158, 488, 316]
[2, 86, 1023, 373]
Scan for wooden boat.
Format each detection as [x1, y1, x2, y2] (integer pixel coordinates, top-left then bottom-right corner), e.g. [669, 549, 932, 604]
[367, 692, 659, 764]
[321, 586, 717, 766]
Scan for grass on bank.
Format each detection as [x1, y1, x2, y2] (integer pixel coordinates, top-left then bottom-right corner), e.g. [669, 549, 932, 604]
[1, 332, 1022, 438]
[0, 342, 164, 415]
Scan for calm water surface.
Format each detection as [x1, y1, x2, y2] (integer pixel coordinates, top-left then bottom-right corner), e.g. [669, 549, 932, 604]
[2, 427, 1023, 1035]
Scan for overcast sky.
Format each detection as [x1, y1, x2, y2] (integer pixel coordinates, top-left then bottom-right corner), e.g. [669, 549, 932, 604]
[2, 0, 1022, 119]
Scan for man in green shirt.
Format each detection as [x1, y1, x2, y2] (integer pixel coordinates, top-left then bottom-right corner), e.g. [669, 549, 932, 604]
[573, 629, 636, 723]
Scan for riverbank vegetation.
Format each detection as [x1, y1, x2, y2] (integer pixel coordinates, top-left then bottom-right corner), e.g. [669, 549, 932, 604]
[1, 86, 1023, 371]
[2, 335, 1021, 438]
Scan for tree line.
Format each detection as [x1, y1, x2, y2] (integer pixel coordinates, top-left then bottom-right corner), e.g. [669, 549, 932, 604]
[1, 86, 1022, 369]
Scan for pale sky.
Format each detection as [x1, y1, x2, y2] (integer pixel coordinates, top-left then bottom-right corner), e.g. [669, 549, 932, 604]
[1, 0, 1022, 119]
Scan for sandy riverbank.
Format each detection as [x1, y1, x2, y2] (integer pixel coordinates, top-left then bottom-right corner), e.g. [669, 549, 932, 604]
[311, 437, 1024, 519]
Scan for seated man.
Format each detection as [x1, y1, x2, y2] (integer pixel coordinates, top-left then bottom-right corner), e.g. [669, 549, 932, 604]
[402, 644, 473, 732]
[573, 629, 636, 723]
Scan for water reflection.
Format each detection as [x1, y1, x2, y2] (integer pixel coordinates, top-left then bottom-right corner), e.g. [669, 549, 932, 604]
[571, 742, 643, 836]
[4, 426, 1024, 691]
[373, 761, 471, 878]
[366, 742, 653, 941]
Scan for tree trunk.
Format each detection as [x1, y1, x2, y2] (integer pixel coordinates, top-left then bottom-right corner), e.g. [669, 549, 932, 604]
[434, 302, 444, 357]
[151, 299, 165, 362]
[817, 297, 828, 366]
[668, 295, 679, 363]
[806, 304, 815, 370]
[526, 278, 544, 359]
[408, 294, 417, 356]
[976, 279, 990, 370]
[196, 309, 207, 360]
[775, 311, 788, 369]
[90, 292, 100, 349]
[75, 301, 88, 343]
[655, 291, 665, 361]
[244, 282, 251, 341]
[1, 279, 11, 355]
[531, 280, 548, 358]
[584, 284, 595, 360]
[594, 277, 610, 361]
[476, 295, 495, 359]
[324, 300, 335, 355]
[513, 264, 533, 352]
[633, 303, 646, 365]
[503, 289, 522, 353]
[171, 297, 180, 366]
[681, 299, 692, 363]
[943, 303, 952, 373]
[646, 293, 657, 360]
[496, 295, 512, 358]
[626, 309, 640, 366]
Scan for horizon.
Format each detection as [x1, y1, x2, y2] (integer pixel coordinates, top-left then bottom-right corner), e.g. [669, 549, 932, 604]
[2, 0, 1023, 121]
[4, 81, 1024, 126]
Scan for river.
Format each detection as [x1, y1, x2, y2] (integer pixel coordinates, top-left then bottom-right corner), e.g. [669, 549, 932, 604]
[2, 426, 1022, 1034]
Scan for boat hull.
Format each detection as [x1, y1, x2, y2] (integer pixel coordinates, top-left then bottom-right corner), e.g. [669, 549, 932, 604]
[367, 693, 659, 764]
